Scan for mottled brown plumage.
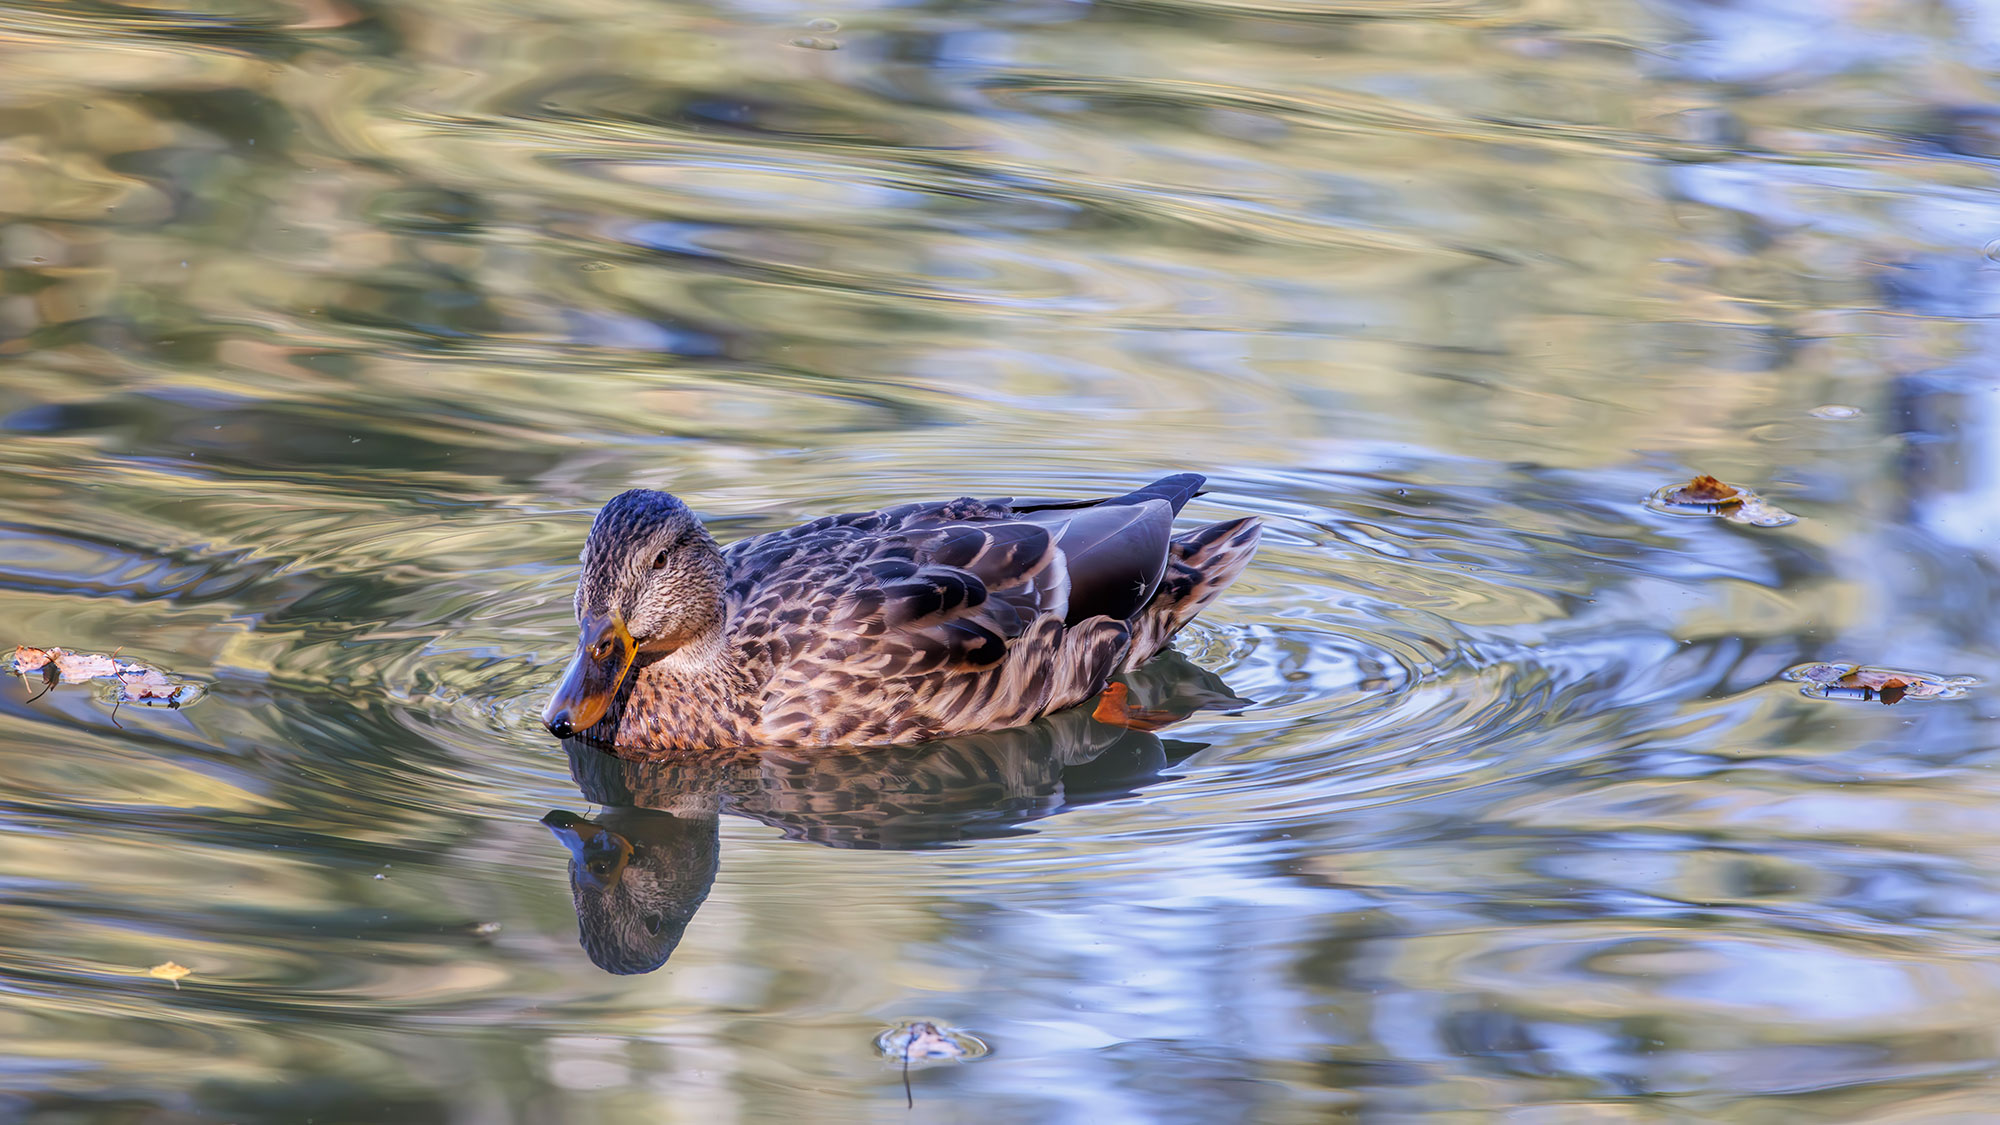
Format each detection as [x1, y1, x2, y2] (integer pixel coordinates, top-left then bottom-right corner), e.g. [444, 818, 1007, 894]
[541, 474, 1260, 751]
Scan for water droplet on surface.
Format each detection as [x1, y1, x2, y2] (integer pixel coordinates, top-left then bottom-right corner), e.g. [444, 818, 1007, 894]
[1809, 404, 1861, 419]
[806, 17, 839, 31]
[790, 35, 840, 50]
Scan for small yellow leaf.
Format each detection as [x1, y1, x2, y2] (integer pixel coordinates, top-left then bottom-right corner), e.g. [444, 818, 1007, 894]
[148, 961, 192, 989]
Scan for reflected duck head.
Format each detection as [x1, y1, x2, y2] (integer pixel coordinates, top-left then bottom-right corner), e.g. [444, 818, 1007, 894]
[542, 809, 633, 889]
[542, 806, 719, 975]
[543, 489, 727, 739]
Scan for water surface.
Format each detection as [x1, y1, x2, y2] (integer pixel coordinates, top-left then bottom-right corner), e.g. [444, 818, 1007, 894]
[2, 0, 1999, 1120]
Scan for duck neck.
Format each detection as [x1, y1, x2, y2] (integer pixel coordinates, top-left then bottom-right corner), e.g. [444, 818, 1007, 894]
[613, 616, 756, 749]
[646, 621, 729, 675]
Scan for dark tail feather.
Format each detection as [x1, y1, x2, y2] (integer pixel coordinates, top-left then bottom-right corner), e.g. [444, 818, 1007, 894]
[1099, 473, 1205, 516]
[1005, 473, 1207, 517]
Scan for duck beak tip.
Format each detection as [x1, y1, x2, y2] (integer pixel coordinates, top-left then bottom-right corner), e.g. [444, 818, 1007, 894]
[543, 613, 635, 739]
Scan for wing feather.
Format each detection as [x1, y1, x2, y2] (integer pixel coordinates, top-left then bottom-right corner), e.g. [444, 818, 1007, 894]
[723, 479, 1206, 745]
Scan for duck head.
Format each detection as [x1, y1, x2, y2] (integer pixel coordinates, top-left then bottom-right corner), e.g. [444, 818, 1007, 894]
[543, 489, 727, 739]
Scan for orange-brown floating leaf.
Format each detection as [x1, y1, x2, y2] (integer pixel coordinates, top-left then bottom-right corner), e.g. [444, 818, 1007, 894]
[1671, 474, 1741, 504]
[148, 961, 192, 989]
[1783, 662, 1976, 705]
[1647, 475, 1798, 527]
[12, 646, 52, 673]
[1091, 682, 1184, 732]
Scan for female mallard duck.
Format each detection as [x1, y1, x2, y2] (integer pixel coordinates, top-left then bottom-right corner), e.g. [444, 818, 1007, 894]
[542, 473, 1260, 750]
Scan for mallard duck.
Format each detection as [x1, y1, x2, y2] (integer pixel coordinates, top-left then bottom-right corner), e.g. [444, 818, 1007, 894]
[541, 472, 1261, 750]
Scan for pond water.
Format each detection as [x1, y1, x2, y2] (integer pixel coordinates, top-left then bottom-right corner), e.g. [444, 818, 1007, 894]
[3, 0, 2000, 1120]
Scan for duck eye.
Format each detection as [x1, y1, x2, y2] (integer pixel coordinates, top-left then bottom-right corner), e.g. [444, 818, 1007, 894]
[650, 549, 669, 570]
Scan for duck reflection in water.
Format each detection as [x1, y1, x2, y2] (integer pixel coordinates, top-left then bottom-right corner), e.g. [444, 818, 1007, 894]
[543, 652, 1245, 974]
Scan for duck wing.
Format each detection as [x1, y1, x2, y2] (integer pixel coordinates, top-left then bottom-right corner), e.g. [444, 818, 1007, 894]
[725, 513, 1080, 744]
[725, 475, 1212, 745]
[726, 509, 1072, 680]
[728, 474, 1203, 645]
[1018, 499, 1173, 624]
[1005, 473, 1201, 624]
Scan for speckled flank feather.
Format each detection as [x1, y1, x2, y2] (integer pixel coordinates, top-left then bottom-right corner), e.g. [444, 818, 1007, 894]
[575, 476, 1259, 751]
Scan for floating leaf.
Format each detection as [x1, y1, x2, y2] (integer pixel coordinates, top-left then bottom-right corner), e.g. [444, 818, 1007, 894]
[115, 664, 202, 706]
[875, 1020, 989, 1107]
[116, 664, 173, 693]
[1671, 474, 1741, 504]
[55, 651, 120, 681]
[1782, 662, 1977, 705]
[1647, 474, 1798, 527]
[9, 645, 203, 713]
[148, 961, 192, 989]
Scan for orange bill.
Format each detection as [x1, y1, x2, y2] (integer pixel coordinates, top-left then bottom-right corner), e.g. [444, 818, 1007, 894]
[542, 611, 635, 738]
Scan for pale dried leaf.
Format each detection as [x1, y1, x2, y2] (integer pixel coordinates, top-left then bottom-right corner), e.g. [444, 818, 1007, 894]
[54, 651, 120, 682]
